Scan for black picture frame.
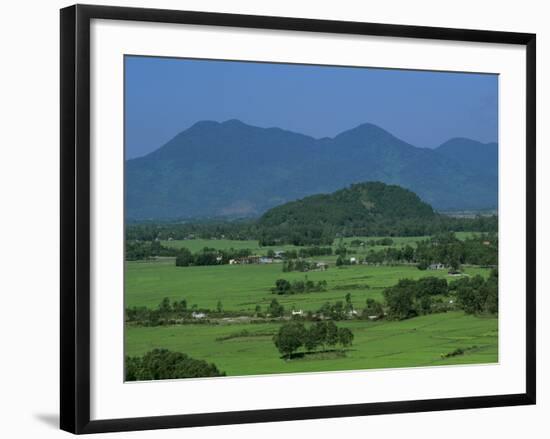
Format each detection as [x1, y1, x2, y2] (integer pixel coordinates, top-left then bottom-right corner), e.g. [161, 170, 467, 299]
[60, 4, 536, 434]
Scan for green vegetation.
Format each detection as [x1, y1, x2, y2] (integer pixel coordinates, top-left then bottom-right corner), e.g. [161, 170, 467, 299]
[126, 240, 178, 261]
[126, 183, 497, 250]
[125, 312, 497, 376]
[125, 258, 491, 311]
[125, 348, 225, 381]
[271, 278, 327, 295]
[273, 321, 354, 359]
[257, 182, 497, 245]
[123, 184, 498, 379]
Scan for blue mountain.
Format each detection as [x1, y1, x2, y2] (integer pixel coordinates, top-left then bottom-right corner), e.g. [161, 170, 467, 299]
[125, 120, 497, 220]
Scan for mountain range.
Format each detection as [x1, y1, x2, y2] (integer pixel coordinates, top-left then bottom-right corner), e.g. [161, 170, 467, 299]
[125, 120, 498, 220]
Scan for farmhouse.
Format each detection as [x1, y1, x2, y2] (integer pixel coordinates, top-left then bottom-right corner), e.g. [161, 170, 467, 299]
[259, 257, 274, 264]
[231, 255, 262, 264]
[291, 309, 303, 316]
[350, 257, 357, 264]
[191, 311, 206, 319]
[428, 263, 444, 270]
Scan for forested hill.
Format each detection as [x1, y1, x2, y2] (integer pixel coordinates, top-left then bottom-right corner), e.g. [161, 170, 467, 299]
[257, 182, 495, 245]
[260, 182, 434, 226]
[125, 120, 498, 220]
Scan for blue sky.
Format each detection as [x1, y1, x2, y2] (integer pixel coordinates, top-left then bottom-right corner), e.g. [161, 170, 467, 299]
[125, 56, 498, 159]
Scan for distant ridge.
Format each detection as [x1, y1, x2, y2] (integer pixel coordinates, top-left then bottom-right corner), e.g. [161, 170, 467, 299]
[125, 120, 498, 220]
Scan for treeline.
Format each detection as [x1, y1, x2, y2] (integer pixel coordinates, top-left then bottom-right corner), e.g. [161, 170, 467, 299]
[258, 215, 498, 246]
[271, 278, 327, 295]
[415, 232, 497, 269]
[383, 271, 498, 320]
[126, 297, 234, 326]
[273, 321, 354, 359]
[175, 247, 251, 267]
[349, 238, 394, 247]
[125, 348, 225, 381]
[282, 259, 324, 272]
[126, 219, 257, 241]
[450, 271, 498, 315]
[125, 240, 178, 260]
[126, 216, 498, 249]
[338, 232, 497, 270]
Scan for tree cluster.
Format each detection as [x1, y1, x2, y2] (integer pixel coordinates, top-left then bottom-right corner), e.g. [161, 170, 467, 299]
[266, 298, 285, 317]
[349, 238, 394, 247]
[175, 247, 252, 267]
[383, 271, 498, 320]
[125, 348, 225, 381]
[416, 232, 497, 270]
[383, 277, 450, 320]
[271, 278, 327, 295]
[451, 270, 498, 315]
[125, 240, 178, 261]
[273, 321, 354, 359]
[282, 259, 324, 272]
[126, 219, 257, 242]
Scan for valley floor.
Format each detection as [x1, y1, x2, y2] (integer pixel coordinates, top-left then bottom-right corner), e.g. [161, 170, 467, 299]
[125, 312, 497, 377]
[125, 234, 498, 378]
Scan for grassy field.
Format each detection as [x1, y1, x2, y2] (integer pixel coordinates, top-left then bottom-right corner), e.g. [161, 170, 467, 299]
[125, 234, 497, 377]
[125, 259, 490, 311]
[160, 231, 478, 254]
[125, 312, 498, 376]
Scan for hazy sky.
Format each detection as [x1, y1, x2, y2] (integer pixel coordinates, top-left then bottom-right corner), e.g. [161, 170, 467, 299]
[125, 56, 498, 159]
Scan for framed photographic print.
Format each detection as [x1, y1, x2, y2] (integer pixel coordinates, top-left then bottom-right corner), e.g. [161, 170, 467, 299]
[60, 4, 536, 434]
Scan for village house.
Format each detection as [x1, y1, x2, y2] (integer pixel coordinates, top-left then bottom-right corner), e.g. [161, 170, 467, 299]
[259, 257, 273, 264]
[230, 255, 262, 265]
[273, 250, 285, 259]
[428, 263, 445, 270]
[291, 309, 303, 316]
[191, 311, 206, 319]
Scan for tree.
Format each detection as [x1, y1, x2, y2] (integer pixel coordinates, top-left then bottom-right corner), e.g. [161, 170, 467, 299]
[483, 269, 499, 314]
[455, 275, 486, 314]
[272, 279, 292, 295]
[415, 277, 448, 296]
[338, 327, 354, 349]
[273, 322, 305, 359]
[175, 247, 194, 267]
[172, 298, 187, 313]
[267, 299, 284, 317]
[383, 279, 417, 320]
[216, 300, 223, 313]
[345, 293, 353, 313]
[305, 321, 327, 351]
[159, 297, 171, 313]
[325, 321, 339, 348]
